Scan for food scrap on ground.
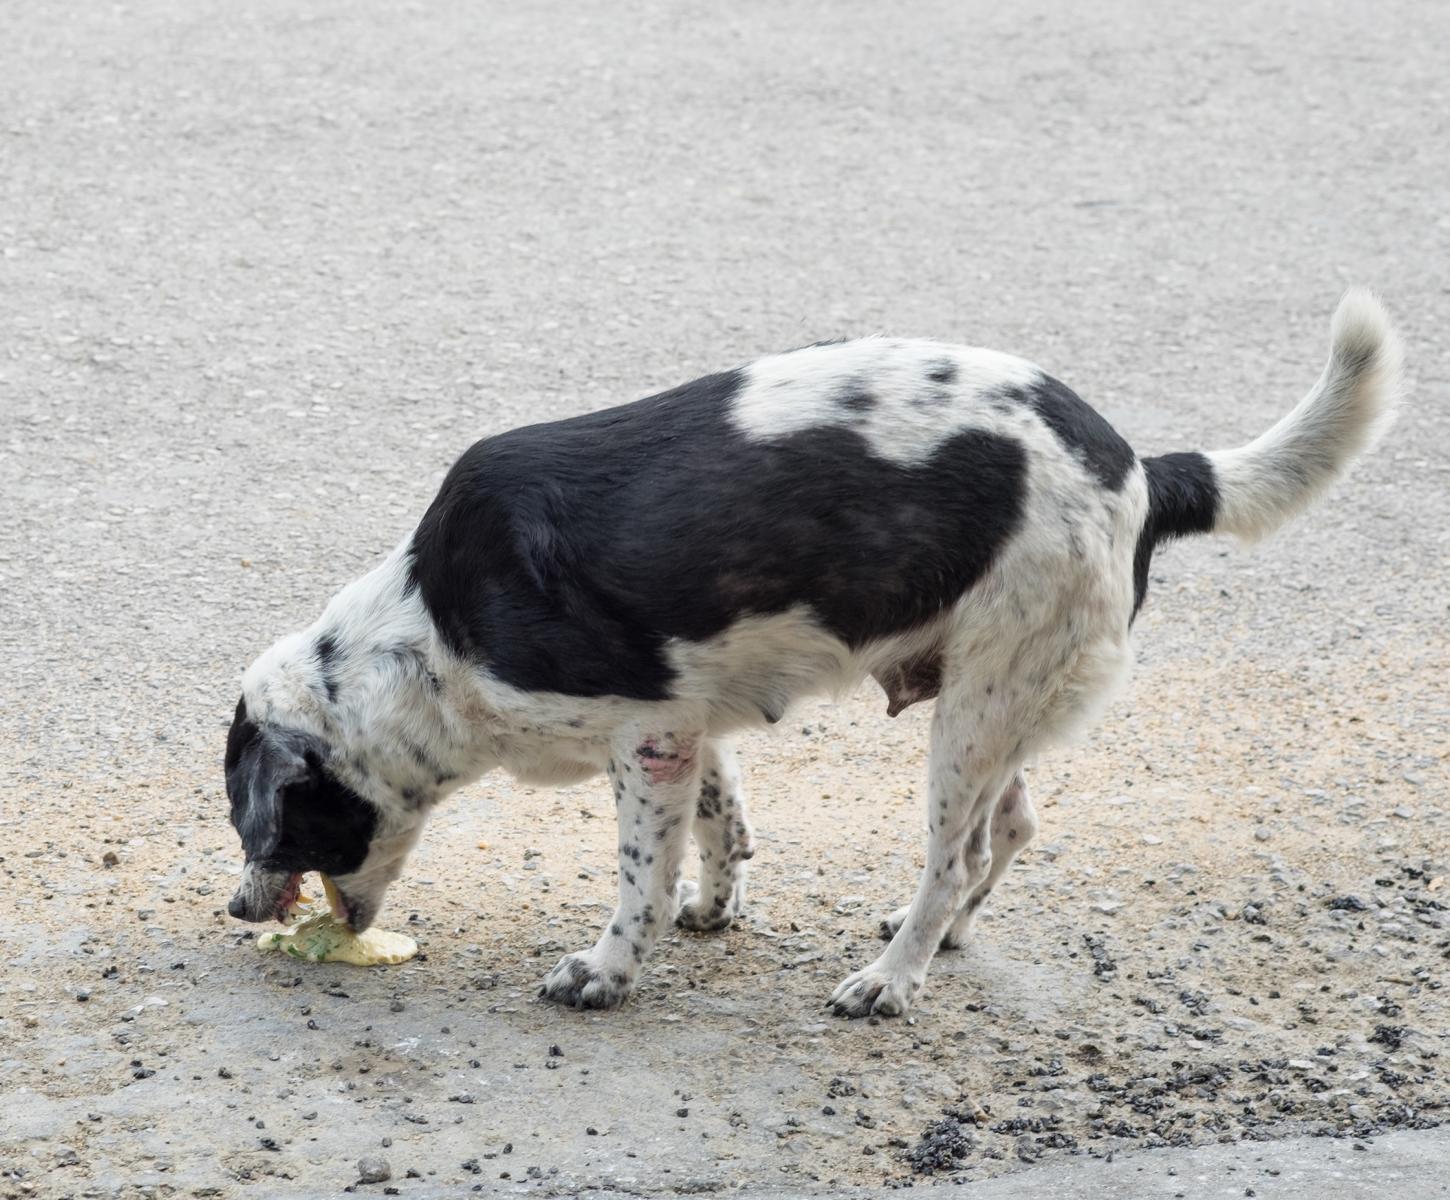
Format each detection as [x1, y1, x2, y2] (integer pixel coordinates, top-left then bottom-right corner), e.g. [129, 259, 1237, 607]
[256, 875, 418, 966]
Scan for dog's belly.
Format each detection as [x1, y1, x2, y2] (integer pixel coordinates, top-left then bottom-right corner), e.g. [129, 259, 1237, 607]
[497, 744, 608, 787]
[667, 605, 950, 728]
[513, 757, 603, 786]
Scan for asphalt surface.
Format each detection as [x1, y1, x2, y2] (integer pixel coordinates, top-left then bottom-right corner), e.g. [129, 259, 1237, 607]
[3, 1, 1448, 1197]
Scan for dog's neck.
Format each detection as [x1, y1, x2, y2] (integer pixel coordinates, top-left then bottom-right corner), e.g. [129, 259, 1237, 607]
[241, 543, 501, 813]
[242, 540, 657, 812]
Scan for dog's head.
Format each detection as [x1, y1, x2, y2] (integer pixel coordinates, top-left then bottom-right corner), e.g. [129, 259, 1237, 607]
[224, 696, 415, 932]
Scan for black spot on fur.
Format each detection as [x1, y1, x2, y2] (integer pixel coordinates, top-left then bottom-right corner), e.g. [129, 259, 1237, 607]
[1006, 373, 1136, 491]
[405, 740, 438, 774]
[314, 635, 340, 703]
[408, 369, 1027, 699]
[1134, 452, 1219, 617]
[836, 382, 876, 412]
[926, 360, 957, 385]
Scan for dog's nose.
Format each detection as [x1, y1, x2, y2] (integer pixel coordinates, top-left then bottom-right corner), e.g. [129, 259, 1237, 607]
[227, 892, 248, 920]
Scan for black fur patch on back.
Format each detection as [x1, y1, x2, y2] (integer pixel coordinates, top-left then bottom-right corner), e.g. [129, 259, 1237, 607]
[1010, 374, 1136, 491]
[408, 370, 1028, 700]
[1134, 452, 1219, 616]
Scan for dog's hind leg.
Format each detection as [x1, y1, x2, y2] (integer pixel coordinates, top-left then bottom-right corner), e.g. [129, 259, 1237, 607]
[944, 770, 1037, 946]
[879, 770, 1038, 949]
[676, 738, 755, 932]
[539, 729, 703, 1010]
[829, 679, 1024, 1018]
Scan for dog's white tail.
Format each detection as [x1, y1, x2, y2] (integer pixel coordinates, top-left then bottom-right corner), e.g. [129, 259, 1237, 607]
[1142, 289, 1402, 550]
[1205, 289, 1402, 539]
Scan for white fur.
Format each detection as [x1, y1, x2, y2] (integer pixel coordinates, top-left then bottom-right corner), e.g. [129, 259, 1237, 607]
[733, 338, 1042, 464]
[1208, 289, 1402, 541]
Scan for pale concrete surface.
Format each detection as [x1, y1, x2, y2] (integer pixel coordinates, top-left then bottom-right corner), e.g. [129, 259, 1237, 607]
[2, 1, 1447, 1197]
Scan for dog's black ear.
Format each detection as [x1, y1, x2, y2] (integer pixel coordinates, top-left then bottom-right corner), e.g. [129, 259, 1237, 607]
[224, 701, 320, 862]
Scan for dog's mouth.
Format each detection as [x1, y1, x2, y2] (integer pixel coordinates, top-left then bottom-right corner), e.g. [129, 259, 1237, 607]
[268, 872, 356, 927]
[272, 872, 304, 922]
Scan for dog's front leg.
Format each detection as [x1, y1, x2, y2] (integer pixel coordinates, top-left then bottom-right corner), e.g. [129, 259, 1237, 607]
[539, 730, 702, 1010]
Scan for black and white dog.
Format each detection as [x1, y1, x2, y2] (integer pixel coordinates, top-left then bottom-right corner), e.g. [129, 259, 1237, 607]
[225, 292, 1399, 1018]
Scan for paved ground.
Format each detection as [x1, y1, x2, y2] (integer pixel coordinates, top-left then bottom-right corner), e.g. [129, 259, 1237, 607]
[2, 1, 1447, 1197]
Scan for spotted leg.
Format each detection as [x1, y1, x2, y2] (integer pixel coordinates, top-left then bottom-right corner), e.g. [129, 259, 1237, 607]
[677, 739, 755, 931]
[830, 681, 1022, 1018]
[540, 730, 702, 1010]
[879, 770, 1038, 949]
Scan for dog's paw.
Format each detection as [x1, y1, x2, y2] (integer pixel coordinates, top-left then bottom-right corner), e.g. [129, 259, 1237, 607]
[675, 879, 740, 932]
[878, 905, 910, 941]
[879, 905, 969, 950]
[538, 951, 634, 1010]
[827, 961, 920, 1018]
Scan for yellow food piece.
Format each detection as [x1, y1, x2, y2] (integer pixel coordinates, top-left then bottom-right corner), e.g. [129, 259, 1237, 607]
[256, 875, 417, 966]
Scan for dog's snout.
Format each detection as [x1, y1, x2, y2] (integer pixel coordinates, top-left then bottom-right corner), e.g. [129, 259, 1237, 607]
[227, 891, 249, 920]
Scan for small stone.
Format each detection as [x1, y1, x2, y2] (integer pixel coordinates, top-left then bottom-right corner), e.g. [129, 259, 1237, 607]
[1253, 827, 1271, 842]
[357, 1156, 391, 1184]
[75, 989, 91, 1002]
[101, 851, 120, 867]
